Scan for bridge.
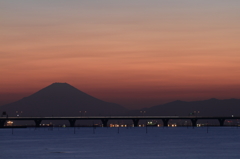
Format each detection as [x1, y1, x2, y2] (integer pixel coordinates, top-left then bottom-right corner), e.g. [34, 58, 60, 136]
[0, 116, 239, 127]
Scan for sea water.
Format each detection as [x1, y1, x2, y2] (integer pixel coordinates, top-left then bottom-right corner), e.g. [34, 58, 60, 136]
[1, 127, 240, 159]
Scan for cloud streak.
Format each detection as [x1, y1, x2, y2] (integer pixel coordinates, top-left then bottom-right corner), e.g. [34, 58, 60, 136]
[0, 0, 240, 108]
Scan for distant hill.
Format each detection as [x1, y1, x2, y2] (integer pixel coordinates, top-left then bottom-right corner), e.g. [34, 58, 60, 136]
[130, 98, 240, 116]
[0, 83, 128, 117]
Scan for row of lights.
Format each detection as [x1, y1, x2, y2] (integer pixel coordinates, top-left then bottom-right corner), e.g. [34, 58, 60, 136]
[5, 121, 240, 127]
[9, 110, 237, 118]
[11, 110, 87, 117]
[16, 111, 23, 117]
[189, 111, 200, 116]
[79, 111, 87, 116]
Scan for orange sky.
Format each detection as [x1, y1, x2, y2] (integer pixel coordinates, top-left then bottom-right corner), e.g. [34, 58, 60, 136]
[1, 1, 240, 109]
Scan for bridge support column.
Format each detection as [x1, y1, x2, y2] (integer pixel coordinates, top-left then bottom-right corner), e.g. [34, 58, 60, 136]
[191, 119, 198, 127]
[69, 119, 76, 127]
[101, 119, 109, 127]
[218, 118, 225, 126]
[0, 119, 6, 128]
[162, 119, 169, 127]
[34, 119, 42, 127]
[132, 119, 139, 127]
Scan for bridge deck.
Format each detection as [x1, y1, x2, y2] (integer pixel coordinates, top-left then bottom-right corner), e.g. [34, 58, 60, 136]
[1, 116, 240, 120]
[1, 116, 239, 127]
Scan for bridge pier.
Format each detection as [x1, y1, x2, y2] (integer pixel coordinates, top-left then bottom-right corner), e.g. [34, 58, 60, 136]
[101, 119, 109, 127]
[218, 118, 225, 126]
[162, 119, 169, 127]
[191, 119, 198, 127]
[132, 119, 139, 127]
[69, 119, 76, 127]
[34, 119, 42, 127]
[0, 119, 6, 128]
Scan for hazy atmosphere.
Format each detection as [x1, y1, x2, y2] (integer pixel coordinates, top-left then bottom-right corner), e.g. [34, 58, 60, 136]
[1, 0, 240, 109]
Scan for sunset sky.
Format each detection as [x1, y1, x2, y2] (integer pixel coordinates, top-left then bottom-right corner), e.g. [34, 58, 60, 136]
[1, 0, 240, 109]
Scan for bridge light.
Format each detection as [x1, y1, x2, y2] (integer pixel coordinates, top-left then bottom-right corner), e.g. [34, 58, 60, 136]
[7, 121, 13, 126]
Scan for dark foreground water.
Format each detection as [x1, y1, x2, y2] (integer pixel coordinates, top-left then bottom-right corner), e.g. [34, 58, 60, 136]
[1, 127, 240, 159]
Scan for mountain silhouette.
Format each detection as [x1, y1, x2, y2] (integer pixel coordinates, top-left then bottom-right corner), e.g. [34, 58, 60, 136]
[132, 98, 240, 116]
[0, 83, 127, 117]
[1, 83, 240, 117]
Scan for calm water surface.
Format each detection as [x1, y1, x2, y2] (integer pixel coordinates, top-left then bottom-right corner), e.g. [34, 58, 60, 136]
[1, 127, 240, 159]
